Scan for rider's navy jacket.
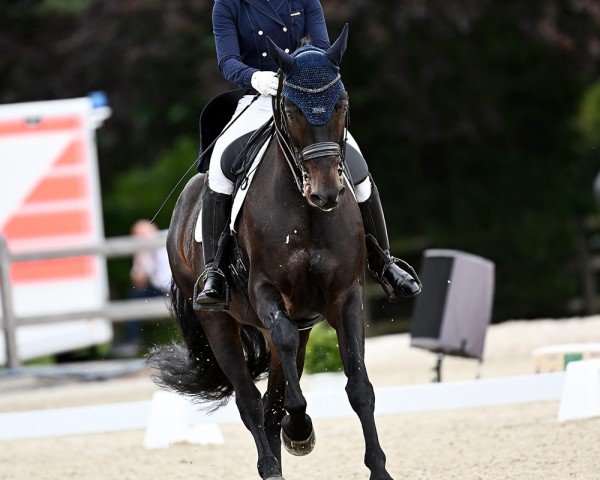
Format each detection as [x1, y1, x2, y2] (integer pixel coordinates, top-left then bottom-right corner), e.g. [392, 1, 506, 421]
[213, 0, 330, 88]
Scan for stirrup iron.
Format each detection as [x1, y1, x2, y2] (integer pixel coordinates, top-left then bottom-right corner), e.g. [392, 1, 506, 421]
[365, 234, 422, 302]
[193, 267, 230, 312]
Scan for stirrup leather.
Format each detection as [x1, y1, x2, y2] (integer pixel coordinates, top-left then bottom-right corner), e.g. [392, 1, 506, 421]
[193, 266, 230, 312]
[365, 234, 422, 302]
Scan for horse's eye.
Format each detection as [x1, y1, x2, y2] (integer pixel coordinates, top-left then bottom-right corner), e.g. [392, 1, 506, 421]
[285, 110, 295, 122]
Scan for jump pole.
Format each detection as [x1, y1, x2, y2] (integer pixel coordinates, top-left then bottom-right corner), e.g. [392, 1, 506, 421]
[0, 236, 20, 370]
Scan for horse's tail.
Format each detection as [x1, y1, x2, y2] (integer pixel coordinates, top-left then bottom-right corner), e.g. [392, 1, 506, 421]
[147, 281, 270, 409]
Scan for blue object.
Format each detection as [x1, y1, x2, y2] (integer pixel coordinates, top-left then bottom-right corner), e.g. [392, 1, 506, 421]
[283, 45, 344, 126]
[88, 91, 109, 109]
[213, 0, 330, 88]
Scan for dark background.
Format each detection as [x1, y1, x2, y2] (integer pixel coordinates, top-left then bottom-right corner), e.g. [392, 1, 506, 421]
[2, 0, 600, 325]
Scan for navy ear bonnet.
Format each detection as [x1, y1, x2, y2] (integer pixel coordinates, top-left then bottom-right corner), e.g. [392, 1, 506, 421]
[283, 45, 345, 126]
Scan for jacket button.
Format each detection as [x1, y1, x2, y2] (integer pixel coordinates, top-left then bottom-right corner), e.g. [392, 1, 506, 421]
[283, 27, 288, 32]
[262, 52, 267, 57]
[285, 49, 290, 53]
[258, 30, 263, 35]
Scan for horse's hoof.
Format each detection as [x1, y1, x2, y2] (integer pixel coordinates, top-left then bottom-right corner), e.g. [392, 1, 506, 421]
[265, 477, 285, 480]
[281, 426, 316, 456]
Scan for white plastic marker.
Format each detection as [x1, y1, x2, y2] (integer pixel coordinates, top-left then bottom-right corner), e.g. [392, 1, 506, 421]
[144, 391, 224, 449]
[558, 359, 600, 422]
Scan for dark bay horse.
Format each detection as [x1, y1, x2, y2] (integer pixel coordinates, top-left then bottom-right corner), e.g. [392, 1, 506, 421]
[149, 27, 395, 480]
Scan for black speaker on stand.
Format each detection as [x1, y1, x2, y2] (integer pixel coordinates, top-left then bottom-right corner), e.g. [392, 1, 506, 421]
[410, 249, 495, 382]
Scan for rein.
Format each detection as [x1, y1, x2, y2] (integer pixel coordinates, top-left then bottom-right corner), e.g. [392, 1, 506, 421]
[271, 71, 352, 197]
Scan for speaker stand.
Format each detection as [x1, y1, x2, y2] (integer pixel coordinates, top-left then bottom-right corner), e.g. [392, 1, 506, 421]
[433, 352, 445, 383]
[475, 359, 483, 380]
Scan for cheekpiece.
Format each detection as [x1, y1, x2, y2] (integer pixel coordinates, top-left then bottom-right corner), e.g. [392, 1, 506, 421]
[283, 45, 345, 126]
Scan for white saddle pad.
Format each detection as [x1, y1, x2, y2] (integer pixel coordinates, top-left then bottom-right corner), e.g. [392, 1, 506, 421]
[229, 137, 271, 233]
[194, 207, 203, 243]
[194, 137, 271, 243]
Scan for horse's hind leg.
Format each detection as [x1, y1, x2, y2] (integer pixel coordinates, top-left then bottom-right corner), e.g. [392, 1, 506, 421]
[263, 330, 311, 463]
[254, 283, 315, 455]
[199, 313, 282, 479]
[329, 285, 393, 480]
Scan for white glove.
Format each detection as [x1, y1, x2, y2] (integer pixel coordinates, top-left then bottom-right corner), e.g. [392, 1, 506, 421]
[251, 71, 279, 97]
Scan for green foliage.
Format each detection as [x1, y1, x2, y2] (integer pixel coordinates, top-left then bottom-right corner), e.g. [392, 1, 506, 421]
[304, 323, 343, 374]
[104, 136, 197, 235]
[37, 0, 91, 13]
[578, 81, 600, 147]
[23, 355, 55, 366]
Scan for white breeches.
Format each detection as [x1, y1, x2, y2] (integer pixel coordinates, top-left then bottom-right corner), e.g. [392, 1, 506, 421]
[208, 95, 372, 203]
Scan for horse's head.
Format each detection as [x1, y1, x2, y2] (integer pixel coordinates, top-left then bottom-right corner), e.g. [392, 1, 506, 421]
[268, 26, 350, 211]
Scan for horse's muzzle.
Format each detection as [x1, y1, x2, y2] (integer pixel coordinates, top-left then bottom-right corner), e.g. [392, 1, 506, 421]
[308, 185, 345, 211]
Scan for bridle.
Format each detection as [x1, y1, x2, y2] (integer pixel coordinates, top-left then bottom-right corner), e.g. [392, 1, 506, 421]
[271, 70, 352, 197]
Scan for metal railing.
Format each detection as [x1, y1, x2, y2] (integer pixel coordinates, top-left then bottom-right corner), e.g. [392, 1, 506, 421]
[0, 234, 171, 370]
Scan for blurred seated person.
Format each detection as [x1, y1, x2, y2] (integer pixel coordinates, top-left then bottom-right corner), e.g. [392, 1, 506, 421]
[130, 220, 171, 296]
[112, 220, 171, 358]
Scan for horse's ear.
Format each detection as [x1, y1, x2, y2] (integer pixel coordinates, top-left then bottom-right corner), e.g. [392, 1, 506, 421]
[267, 37, 295, 74]
[325, 24, 349, 66]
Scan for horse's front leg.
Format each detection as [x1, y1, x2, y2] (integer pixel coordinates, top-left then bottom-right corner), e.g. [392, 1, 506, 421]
[330, 285, 393, 480]
[263, 329, 311, 463]
[254, 283, 315, 456]
[262, 352, 286, 463]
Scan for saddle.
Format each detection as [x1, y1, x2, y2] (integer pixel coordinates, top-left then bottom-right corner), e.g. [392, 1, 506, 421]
[197, 87, 253, 173]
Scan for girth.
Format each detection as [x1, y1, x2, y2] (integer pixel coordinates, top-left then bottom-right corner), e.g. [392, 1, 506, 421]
[293, 315, 326, 331]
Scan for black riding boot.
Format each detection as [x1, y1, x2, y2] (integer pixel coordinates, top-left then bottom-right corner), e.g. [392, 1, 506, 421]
[359, 180, 422, 301]
[193, 187, 232, 310]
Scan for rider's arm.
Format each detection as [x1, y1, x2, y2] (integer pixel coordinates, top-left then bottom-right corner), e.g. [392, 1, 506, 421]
[303, 0, 330, 50]
[212, 1, 258, 88]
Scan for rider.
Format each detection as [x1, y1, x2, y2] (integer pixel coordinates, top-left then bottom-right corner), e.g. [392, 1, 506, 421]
[195, 0, 421, 308]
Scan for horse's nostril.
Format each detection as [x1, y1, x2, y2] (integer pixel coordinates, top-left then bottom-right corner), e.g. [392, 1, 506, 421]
[323, 199, 339, 210]
[309, 194, 323, 206]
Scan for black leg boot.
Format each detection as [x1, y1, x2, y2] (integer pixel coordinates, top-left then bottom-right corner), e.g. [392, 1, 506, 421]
[193, 186, 232, 311]
[359, 180, 422, 301]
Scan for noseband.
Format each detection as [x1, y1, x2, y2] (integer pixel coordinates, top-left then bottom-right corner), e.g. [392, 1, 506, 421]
[271, 72, 351, 196]
[299, 142, 342, 162]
